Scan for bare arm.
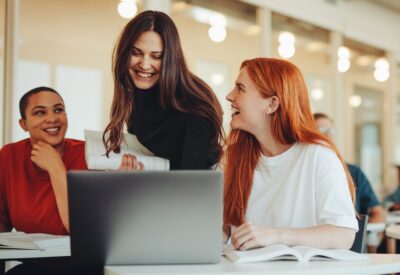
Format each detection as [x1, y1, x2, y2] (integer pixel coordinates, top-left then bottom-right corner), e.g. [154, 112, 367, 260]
[368, 205, 386, 224]
[231, 223, 355, 251]
[31, 142, 70, 232]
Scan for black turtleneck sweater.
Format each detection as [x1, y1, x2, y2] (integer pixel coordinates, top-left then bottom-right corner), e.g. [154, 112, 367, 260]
[127, 85, 219, 170]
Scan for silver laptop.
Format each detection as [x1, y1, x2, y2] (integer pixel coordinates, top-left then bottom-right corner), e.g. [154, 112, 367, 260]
[67, 170, 223, 265]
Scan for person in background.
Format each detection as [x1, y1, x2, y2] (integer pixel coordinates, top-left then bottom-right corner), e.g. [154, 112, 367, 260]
[0, 87, 103, 275]
[384, 164, 400, 210]
[223, 58, 357, 251]
[313, 113, 386, 223]
[0, 86, 87, 235]
[313, 113, 386, 252]
[103, 10, 224, 170]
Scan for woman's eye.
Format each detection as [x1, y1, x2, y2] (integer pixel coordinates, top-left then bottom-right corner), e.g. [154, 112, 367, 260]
[34, 111, 45, 116]
[55, 108, 65, 113]
[152, 55, 162, 60]
[132, 50, 141, 56]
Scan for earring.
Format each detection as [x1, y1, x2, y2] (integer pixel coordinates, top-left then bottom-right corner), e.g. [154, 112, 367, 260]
[264, 112, 269, 118]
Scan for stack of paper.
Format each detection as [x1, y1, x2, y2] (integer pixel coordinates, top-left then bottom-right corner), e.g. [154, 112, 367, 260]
[85, 130, 169, 171]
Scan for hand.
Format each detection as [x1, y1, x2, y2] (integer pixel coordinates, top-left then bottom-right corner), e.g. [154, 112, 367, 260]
[231, 223, 278, 250]
[31, 141, 65, 173]
[119, 154, 144, 171]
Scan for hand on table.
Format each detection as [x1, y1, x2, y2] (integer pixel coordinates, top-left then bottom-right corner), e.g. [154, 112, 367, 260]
[231, 222, 278, 251]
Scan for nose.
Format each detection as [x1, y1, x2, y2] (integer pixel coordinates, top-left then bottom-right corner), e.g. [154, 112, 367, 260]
[45, 112, 59, 123]
[139, 55, 151, 70]
[226, 90, 234, 102]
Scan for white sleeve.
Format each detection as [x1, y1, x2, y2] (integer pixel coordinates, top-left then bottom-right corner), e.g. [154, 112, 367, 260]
[315, 146, 358, 231]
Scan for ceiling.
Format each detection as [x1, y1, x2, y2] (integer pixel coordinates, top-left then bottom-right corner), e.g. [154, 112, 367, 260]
[373, 0, 400, 13]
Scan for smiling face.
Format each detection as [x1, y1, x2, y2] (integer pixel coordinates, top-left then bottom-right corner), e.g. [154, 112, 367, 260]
[19, 91, 67, 149]
[129, 31, 164, 90]
[226, 67, 272, 136]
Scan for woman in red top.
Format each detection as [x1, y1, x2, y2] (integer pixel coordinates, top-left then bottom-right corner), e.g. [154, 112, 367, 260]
[0, 86, 87, 235]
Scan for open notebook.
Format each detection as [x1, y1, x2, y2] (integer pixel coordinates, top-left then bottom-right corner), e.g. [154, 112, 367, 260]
[224, 244, 370, 263]
[85, 130, 169, 171]
[0, 232, 69, 250]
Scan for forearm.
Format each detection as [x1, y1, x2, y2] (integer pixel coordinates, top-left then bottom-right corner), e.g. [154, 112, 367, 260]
[48, 166, 70, 232]
[277, 224, 356, 249]
[368, 206, 386, 223]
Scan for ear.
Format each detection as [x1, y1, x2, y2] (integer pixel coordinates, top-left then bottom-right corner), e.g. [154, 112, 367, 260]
[19, 119, 28, 132]
[265, 96, 280, 115]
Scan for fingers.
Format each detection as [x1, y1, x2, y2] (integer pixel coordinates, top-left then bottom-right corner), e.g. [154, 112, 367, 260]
[232, 230, 254, 250]
[138, 161, 144, 171]
[119, 154, 144, 171]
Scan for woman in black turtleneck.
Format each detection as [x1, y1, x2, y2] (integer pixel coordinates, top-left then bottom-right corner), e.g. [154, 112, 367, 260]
[103, 11, 224, 170]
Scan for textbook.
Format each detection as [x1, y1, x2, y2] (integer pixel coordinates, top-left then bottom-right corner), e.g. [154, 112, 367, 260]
[223, 244, 370, 263]
[85, 130, 170, 171]
[0, 232, 69, 250]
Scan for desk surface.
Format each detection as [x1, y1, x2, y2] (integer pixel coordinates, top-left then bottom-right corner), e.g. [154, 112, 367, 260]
[386, 224, 400, 240]
[104, 254, 400, 275]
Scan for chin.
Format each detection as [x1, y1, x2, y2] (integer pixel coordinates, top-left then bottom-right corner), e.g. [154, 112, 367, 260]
[133, 79, 158, 90]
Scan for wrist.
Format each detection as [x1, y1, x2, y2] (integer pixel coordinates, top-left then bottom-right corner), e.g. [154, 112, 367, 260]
[275, 228, 292, 245]
[48, 163, 66, 178]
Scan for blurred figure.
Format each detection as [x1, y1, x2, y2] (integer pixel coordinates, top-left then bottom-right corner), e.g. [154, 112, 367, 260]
[314, 113, 386, 252]
[384, 165, 400, 211]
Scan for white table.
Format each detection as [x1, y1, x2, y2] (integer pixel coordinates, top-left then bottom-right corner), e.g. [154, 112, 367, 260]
[104, 254, 400, 275]
[385, 224, 400, 253]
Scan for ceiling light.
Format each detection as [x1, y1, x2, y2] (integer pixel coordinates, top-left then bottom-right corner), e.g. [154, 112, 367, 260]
[208, 25, 227, 43]
[349, 95, 362, 108]
[117, 0, 137, 19]
[311, 88, 324, 101]
[279, 32, 295, 44]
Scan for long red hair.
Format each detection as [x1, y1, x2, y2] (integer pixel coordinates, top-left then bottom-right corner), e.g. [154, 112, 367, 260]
[224, 58, 356, 226]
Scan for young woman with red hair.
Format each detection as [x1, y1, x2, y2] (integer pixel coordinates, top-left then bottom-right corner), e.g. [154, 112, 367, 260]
[224, 58, 357, 250]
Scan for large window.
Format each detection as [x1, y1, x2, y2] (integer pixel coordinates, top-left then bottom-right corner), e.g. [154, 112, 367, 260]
[12, 0, 144, 141]
[171, 0, 260, 130]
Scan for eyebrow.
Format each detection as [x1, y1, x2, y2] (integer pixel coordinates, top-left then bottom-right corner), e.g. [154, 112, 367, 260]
[31, 103, 65, 111]
[235, 82, 246, 89]
[132, 46, 163, 54]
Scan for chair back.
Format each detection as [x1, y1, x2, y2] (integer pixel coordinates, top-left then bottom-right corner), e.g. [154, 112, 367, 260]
[350, 214, 368, 253]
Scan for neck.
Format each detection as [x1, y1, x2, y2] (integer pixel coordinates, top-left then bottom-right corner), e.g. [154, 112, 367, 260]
[253, 126, 291, 157]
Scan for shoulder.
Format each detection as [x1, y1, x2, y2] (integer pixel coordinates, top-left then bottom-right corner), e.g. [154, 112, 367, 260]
[184, 113, 212, 130]
[347, 163, 361, 174]
[0, 139, 30, 156]
[64, 139, 87, 168]
[297, 143, 344, 177]
[297, 142, 338, 161]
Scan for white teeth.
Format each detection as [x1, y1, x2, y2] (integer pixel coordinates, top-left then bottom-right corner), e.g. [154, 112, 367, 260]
[45, 127, 59, 132]
[136, 71, 153, 78]
[231, 107, 240, 115]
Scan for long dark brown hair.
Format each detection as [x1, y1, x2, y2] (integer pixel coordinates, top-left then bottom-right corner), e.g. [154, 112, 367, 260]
[103, 10, 223, 158]
[224, 58, 356, 226]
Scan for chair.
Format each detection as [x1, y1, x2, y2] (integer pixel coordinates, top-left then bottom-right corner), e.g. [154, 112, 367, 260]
[350, 214, 368, 253]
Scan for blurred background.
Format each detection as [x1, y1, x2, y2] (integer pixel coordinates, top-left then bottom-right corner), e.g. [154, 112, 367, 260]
[1, 0, 400, 199]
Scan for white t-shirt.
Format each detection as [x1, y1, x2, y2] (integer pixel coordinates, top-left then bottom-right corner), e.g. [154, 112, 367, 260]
[245, 142, 358, 231]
